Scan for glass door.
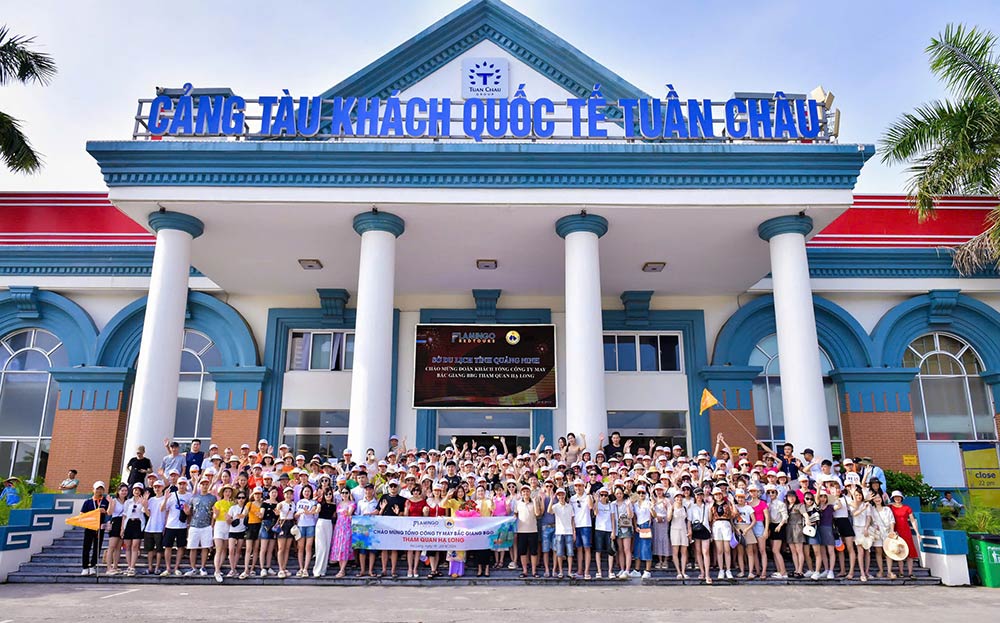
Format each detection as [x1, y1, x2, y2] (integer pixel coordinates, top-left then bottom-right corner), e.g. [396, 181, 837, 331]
[437, 410, 531, 452]
[280, 410, 349, 458]
[607, 411, 689, 455]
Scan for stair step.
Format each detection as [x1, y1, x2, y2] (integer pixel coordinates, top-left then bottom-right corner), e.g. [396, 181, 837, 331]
[7, 530, 942, 586]
[5, 571, 941, 586]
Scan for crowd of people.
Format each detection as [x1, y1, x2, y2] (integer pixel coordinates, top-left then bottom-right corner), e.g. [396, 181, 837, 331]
[75, 431, 921, 583]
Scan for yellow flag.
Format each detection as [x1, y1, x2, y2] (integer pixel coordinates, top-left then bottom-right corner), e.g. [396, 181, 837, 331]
[699, 388, 719, 414]
[66, 508, 102, 531]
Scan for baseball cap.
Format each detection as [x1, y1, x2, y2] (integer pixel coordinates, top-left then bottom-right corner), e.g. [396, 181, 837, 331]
[93, 481, 106, 490]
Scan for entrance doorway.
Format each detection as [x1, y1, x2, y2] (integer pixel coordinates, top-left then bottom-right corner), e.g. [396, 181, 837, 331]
[280, 410, 349, 457]
[607, 411, 689, 455]
[436, 410, 531, 453]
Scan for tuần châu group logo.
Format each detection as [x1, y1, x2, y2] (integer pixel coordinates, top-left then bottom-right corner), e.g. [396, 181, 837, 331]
[462, 57, 508, 99]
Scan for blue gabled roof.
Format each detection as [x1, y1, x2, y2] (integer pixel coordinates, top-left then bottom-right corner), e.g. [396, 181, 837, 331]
[318, 0, 652, 104]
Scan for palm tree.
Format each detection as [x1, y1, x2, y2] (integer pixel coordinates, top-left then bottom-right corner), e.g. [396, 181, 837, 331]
[0, 26, 56, 174]
[880, 24, 1000, 275]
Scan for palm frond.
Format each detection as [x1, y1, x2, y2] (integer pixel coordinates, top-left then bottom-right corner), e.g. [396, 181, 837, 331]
[0, 109, 42, 173]
[952, 207, 1000, 275]
[928, 24, 1000, 105]
[881, 96, 1000, 220]
[879, 98, 992, 164]
[0, 25, 56, 86]
[952, 232, 997, 275]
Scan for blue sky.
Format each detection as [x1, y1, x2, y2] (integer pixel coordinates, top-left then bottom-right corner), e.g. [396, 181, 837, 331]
[1, 0, 997, 192]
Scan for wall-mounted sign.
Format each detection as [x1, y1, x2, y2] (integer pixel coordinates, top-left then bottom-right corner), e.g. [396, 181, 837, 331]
[462, 57, 508, 99]
[902, 454, 919, 466]
[137, 83, 831, 142]
[412, 324, 556, 409]
[962, 442, 1000, 507]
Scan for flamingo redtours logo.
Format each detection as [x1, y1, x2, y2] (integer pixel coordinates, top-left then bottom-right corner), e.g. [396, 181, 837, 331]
[461, 58, 509, 98]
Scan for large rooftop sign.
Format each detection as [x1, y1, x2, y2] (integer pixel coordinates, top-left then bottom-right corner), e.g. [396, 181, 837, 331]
[134, 83, 839, 143]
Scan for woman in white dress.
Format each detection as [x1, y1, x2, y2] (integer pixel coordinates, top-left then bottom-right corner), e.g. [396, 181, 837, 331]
[869, 494, 896, 578]
[667, 493, 691, 578]
[849, 488, 872, 582]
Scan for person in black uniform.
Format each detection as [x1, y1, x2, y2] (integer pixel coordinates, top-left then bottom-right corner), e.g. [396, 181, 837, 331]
[126, 446, 153, 487]
[80, 481, 110, 575]
[378, 479, 407, 578]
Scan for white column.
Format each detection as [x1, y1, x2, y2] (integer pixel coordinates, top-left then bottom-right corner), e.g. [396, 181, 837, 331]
[557, 213, 609, 449]
[123, 211, 203, 471]
[759, 214, 832, 461]
[347, 211, 404, 457]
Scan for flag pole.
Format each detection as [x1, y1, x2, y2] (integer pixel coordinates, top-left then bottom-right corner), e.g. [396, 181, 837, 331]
[700, 388, 769, 454]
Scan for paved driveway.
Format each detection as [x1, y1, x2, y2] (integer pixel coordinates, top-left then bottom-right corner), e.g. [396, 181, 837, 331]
[0, 584, 994, 622]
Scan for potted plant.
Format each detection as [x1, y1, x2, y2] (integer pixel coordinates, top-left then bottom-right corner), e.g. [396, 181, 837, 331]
[955, 501, 1000, 587]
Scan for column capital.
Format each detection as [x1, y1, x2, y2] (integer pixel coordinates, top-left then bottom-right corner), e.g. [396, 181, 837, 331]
[757, 214, 813, 241]
[556, 213, 608, 239]
[353, 211, 405, 237]
[148, 210, 204, 238]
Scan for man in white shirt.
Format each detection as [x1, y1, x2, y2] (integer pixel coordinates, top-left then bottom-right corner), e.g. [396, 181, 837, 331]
[569, 479, 594, 579]
[143, 481, 167, 575]
[515, 484, 543, 577]
[547, 488, 575, 579]
[160, 477, 191, 576]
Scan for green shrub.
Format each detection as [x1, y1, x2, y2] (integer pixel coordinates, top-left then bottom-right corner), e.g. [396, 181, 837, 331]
[955, 502, 1000, 536]
[0, 479, 35, 527]
[885, 469, 939, 507]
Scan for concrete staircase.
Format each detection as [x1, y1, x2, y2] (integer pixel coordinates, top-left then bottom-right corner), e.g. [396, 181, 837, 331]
[7, 527, 942, 586]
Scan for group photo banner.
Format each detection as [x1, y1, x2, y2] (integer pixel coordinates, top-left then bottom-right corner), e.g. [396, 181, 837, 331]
[350, 516, 517, 551]
[412, 324, 557, 409]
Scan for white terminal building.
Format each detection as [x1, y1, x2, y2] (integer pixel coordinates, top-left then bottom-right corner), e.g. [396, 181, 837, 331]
[0, 0, 998, 506]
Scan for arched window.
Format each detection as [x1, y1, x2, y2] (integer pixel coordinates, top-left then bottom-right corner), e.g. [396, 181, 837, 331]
[173, 329, 221, 442]
[0, 328, 67, 479]
[749, 334, 842, 449]
[905, 333, 996, 441]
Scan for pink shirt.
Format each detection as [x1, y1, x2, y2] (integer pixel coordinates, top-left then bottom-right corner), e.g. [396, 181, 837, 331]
[751, 498, 768, 522]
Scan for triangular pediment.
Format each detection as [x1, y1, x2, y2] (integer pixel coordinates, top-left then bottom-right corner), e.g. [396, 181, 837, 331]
[319, 0, 650, 104]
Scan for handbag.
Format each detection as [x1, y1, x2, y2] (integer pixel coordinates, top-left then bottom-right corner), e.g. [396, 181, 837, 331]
[802, 525, 817, 538]
[290, 524, 302, 540]
[175, 492, 188, 523]
[638, 527, 652, 539]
